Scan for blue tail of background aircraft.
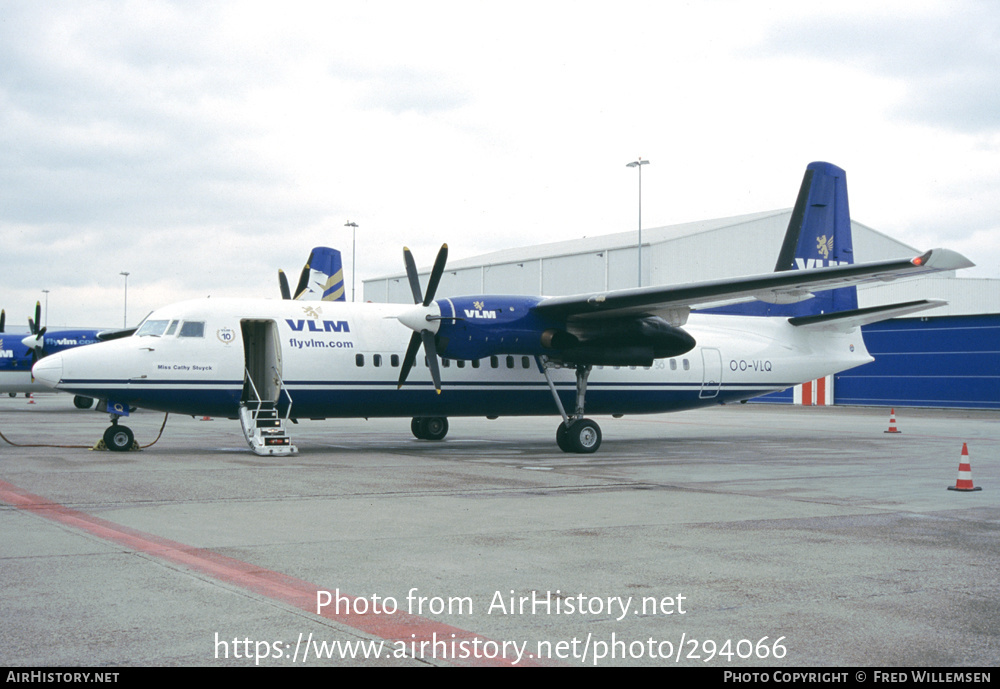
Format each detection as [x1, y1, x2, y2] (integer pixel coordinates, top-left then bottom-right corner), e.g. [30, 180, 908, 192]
[704, 161, 858, 317]
[303, 247, 346, 301]
[280, 247, 347, 301]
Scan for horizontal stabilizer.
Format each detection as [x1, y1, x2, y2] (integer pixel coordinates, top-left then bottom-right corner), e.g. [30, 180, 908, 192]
[787, 299, 947, 332]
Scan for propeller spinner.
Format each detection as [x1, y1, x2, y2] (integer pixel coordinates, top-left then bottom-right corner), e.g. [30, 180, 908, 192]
[396, 244, 448, 394]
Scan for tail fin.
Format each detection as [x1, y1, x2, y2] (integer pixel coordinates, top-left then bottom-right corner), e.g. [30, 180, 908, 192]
[295, 247, 347, 301]
[708, 161, 858, 317]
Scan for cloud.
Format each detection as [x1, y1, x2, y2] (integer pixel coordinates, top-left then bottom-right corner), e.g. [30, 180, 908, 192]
[759, 2, 1000, 134]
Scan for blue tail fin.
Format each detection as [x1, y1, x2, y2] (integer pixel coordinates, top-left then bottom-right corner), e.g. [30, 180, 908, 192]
[298, 247, 347, 301]
[706, 161, 858, 317]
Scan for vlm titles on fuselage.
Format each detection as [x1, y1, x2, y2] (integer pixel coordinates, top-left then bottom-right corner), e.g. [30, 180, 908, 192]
[32, 162, 974, 454]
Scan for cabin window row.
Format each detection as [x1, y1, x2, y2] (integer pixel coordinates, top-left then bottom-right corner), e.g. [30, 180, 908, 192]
[352, 354, 691, 371]
[354, 354, 534, 369]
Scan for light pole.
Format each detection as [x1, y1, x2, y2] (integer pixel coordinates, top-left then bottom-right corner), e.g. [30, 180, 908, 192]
[41, 289, 49, 328]
[120, 272, 130, 327]
[345, 221, 358, 302]
[626, 157, 649, 287]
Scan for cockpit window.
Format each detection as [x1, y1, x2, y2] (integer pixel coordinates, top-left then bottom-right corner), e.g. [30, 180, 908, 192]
[178, 321, 205, 338]
[136, 320, 170, 337]
[164, 320, 179, 336]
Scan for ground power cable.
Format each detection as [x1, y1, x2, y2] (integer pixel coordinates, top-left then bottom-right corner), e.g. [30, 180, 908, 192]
[0, 413, 169, 450]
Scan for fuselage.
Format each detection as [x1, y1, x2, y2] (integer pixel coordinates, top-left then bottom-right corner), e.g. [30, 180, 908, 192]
[1, 328, 103, 394]
[31, 297, 874, 419]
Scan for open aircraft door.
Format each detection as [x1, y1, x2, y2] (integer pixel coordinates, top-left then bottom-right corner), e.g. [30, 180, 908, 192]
[241, 320, 284, 407]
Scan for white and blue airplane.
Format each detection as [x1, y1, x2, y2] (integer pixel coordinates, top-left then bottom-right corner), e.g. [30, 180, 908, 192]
[0, 303, 111, 407]
[32, 162, 974, 454]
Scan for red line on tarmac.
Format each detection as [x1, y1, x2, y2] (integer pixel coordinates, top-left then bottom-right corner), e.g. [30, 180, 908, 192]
[0, 479, 544, 667]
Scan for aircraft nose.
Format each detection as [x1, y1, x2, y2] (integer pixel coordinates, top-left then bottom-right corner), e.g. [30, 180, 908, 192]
[32, 354, 63, 388]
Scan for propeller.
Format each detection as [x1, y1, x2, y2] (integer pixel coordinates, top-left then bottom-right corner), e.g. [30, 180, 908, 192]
[0, 309, 5, 333]
[396, 244, 448, 394]
[279, 253, 313, 300]
[23, 302, 47, 365]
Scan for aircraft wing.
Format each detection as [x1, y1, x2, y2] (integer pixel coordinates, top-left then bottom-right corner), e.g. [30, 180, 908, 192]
[531, 248, 974, 322]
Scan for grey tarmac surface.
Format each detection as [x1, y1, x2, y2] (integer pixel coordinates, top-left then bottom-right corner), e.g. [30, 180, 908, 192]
[1, 394, 997, 667]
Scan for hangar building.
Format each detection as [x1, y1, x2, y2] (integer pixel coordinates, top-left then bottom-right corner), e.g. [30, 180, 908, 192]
[364, 209, 1000, 410]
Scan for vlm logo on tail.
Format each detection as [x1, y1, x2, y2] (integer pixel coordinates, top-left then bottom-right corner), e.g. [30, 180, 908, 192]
[705, 161, 857, 317]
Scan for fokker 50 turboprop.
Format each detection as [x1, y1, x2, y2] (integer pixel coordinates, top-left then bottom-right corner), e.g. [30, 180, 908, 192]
[32, 162, 974, 454]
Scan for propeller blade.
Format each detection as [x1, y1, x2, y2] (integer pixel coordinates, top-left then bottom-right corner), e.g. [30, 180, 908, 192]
[402, 247, 423, 304]
[397, 331, 422, 389]
[0, 309, 5, 333]
[421, 330, 442, 394]
[423, 244, 448, 306]
[293, 263, 311, 300]
[278, 270, 291, 300]
[32, 302, 41, 334]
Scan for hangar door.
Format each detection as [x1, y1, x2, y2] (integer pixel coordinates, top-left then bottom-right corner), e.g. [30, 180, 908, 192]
[835, 314, 1000, 410]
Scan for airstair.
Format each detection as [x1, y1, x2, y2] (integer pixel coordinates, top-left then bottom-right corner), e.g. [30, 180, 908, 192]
[239, 367, 298, 456]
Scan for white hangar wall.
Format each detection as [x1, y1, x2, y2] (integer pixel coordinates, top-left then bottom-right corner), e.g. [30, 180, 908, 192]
[365, 208, 941, 304]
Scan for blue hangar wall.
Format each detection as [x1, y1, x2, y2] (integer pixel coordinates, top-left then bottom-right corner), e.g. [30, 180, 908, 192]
[834, 314, 1000, 410]
[754, 314, 1000, 409]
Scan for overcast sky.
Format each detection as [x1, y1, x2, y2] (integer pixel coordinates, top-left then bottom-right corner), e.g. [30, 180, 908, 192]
[2, 0, 997, 328]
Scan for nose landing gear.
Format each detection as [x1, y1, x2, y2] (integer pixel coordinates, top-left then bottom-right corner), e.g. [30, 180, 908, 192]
[102, 416, 135, 452]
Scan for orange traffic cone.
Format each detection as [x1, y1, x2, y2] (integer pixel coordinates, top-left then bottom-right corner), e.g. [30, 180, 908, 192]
[948, 443, 981, 492]
[27, 394, 35, 405]
[884, 408, 901, 434]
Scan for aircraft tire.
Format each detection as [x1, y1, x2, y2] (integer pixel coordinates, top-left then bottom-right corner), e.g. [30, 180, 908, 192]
[410, 417, 427, 439]
[103, 425, 134, 452]
[556, 421, 572, 452]
[73, 395, 94, 410]
[422, 417, 449, 441]
[566, 418, 601, 454]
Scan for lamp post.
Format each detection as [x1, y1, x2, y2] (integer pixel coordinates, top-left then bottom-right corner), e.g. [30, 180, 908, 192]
[626, 157, 649, 287]
[345, 221, 358, 302]
[120, 272, 130, 327]
[41, 289, 49, 328]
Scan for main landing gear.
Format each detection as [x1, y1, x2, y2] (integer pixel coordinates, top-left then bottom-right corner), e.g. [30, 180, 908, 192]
[103, 416, 135, 452]
[411, 416, 449, 441]
[541, 358, 601, 454]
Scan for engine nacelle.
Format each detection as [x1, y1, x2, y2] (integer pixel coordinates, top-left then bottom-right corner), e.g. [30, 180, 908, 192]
[432, 296, 696, 366]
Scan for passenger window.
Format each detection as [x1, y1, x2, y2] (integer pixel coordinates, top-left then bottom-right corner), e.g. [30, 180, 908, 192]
[506, 356, 514, 369]
[683, 359, 690, 371]
[472, 359, 480, 369]
[521, 356, 530, 369]
[356, 354, 364, 367]
[490, 356, 499, 369]
[670, 360, 677, 371]
[373, 354, 382, 367]
[456, 360, 465, 368]
[391, 354, 399, 367]
[178, 321, 205, 338]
